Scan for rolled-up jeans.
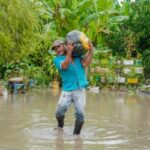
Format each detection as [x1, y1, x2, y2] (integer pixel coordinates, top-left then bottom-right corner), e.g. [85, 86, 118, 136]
[55, 88, 86, 122]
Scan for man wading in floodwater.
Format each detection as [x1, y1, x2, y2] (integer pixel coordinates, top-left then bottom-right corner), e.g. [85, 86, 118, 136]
[52, 39, 93, 136]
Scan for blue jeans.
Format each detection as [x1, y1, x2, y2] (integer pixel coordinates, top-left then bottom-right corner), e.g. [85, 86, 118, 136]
[55, 89, 86, 122]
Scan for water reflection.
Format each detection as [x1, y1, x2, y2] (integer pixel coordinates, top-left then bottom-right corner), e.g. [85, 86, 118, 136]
[73, 139, 83, 150]
[55, 134, 64, 150]
[54, 135, 84, 150]
[0, 89, 150, 150]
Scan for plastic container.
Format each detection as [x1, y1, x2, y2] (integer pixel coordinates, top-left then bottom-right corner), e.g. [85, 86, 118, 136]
[135, 59, 142, 66]
[135, 67, 143, 74]
[127, 78, 138, 84]
[117, 77, 125, 83]
[123, 60, 134, 65]
[123, 68, 131, 74]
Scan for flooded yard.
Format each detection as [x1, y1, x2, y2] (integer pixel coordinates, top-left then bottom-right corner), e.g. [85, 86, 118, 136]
[0, 89, 150, 150]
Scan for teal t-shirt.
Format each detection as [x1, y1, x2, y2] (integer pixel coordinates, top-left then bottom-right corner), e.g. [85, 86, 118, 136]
[54, 55, 88, 91]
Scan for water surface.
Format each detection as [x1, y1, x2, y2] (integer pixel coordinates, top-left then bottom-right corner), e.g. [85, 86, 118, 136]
[0, 89, 150, 150]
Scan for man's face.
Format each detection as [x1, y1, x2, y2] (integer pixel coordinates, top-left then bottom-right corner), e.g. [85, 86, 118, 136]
[54, 44, 65, 55]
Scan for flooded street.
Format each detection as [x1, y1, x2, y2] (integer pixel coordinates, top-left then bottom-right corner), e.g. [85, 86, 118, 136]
[0, 89, 150, 150]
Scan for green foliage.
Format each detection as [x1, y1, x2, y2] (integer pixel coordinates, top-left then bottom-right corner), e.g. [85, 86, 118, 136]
[105, 0, 150, 79]
[0, 0, 42, 62]
[130, 0, 150, 53]
[142, 49, 150, 79]
[43, 54, 60, 81]
[42, 0, 128, 47]
[28, 67, 50, 86]
[106, 23, 139, 57]
[1, 0, 148, 86]
[0, 0, 57, 85]
[0, 61, 6, 79]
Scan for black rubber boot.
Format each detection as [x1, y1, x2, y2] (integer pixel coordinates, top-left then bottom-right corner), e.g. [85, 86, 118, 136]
[73, 119, 84, 135]
[56, 116, 64, 128]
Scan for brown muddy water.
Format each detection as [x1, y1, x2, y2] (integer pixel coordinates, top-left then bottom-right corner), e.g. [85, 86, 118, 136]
[0, 89, 150, 150]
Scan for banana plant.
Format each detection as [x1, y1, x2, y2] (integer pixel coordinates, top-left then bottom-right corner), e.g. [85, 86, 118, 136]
[43, 0, 93, 36]
[43, 0, 129, 47]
